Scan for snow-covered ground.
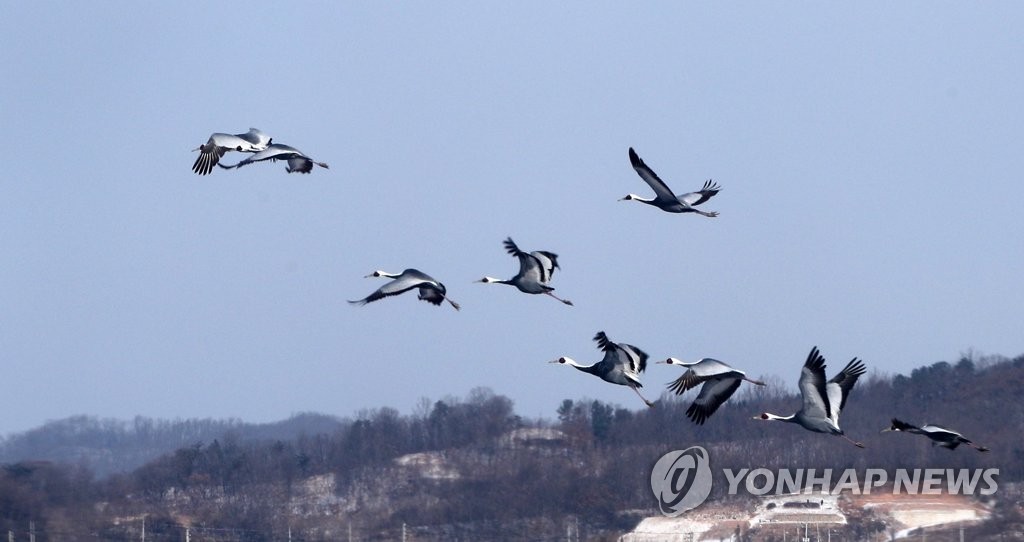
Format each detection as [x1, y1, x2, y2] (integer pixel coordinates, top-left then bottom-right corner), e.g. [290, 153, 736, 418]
[621, 491, 989, 541]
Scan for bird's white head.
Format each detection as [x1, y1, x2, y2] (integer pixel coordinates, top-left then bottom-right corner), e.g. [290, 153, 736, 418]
[658, 357, 684, 366]
[754, 412, 786, 422]
[365, 270, 396, 279]
[476, 276, 503, 284]
[619, 193, 640, 201]
[549, 356, 575, 366]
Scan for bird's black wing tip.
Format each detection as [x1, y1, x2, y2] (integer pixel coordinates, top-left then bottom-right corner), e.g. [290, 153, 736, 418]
[628, 147, 641, 165]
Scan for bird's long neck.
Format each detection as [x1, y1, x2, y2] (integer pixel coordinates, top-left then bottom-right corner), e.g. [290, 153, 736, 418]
[481, 276, 512, 285]
[763, 412, 798, 423]
[563, 358, 601, 375]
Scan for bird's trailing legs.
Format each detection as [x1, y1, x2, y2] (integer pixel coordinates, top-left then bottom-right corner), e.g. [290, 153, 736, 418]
[631, 385, 655, 408]
[841, 434, 865, 448]
[545, 292, 573, 306]
[443, 296, 461, 311]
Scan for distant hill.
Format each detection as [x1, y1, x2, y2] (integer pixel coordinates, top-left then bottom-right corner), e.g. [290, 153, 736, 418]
[0, 412, 345, 477]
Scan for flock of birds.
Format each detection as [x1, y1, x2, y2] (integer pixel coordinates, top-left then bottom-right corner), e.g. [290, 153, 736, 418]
[191, 128, 990, 453]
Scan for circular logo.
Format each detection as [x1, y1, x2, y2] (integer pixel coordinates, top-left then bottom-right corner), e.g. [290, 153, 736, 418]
[650, 446, 713, 516]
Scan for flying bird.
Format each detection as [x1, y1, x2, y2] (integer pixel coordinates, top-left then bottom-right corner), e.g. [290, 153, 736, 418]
[477, 237, 572, 306]
[550, 331, 653, 408]
[349, 269, 459, 310]
[753, 346, 867, 448]
[218, 143, 328, 174]
[192, 128, 271, 175]
[881, 418, 989, 452]
[660, 357, 766, 425]
[622, 147, 720, 217]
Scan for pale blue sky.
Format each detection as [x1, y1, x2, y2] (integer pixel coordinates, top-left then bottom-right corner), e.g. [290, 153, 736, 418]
[2, 3, 1022, 436]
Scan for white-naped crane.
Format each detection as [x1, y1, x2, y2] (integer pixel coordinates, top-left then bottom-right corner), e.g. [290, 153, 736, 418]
[622, 147, 720, 217]
[477, 237, 573, 306]
[753, 346, 867, 448]
[192, 128, 272, 175]
[349, 269, 459, 310]
[659, 357, 766, 425]
[881, 418, 990, 452]
[218, 143, 328, 174]
[550, 331, 653, 408]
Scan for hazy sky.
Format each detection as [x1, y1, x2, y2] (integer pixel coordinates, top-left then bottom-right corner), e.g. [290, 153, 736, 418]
[2, 3, 1022, 436]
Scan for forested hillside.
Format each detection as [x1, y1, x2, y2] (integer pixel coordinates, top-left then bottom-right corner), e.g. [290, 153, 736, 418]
[1, 354, 1022, 540]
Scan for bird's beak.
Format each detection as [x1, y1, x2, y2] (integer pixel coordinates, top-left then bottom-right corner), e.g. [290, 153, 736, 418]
[654, 360, 667, 364]
[363, 274, 374, 278]
[548, 359, 560, 364]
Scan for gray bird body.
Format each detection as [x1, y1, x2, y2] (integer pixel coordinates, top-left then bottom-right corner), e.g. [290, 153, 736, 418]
[756, 347, 867, 447]
[218, 143, 328, 174]
[478, 237, 572, 305]
[350, 269, 459, 310]
[623, 147, 721, 216]
[882, 418, 989, 452]
[552, 331, 653, 407]
[662, 357, 765, 425]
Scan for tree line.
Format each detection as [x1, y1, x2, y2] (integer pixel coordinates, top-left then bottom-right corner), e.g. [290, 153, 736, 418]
[1, 353, 1022, 540]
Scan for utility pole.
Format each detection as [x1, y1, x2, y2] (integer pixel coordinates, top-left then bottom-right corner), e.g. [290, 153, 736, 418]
[29, 520, 35, 542]
[141, 515, 146, 542]
[185, 527, 190, 542]
[402, 522, 407, 542]
[348, 522, 353, 542]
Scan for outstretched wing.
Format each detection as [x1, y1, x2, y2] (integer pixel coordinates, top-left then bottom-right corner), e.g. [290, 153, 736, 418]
[686, 377, 742, 425]
[529, 250, 560, 283]
[193, 138, 229, 175]
[678, 180, 721, 206]
[219, 144, 304, 170]
[666, 358, 739, 395]
[593, 332, 647, 377]
[798, 346, 831, 420]
[629, 147, 677, 202]
[616, 343, 649, 376]
[503, 237, 546, 284]
[826, 358, 866, 424]
[349, 275, 423, 306]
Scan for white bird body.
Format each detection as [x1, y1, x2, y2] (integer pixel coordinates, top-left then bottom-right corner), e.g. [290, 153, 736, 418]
[623, 147, 720, 217]
[551, 331, 653, 408]
[349, 269, 459, 310]
[755, 346, 867, 447]
[218, 143, 328, 174]
[192, 128, 271, 175]
[661, 357, 765, 425]
[881, 418, 989, 452]
[478, 237, 572, 305]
